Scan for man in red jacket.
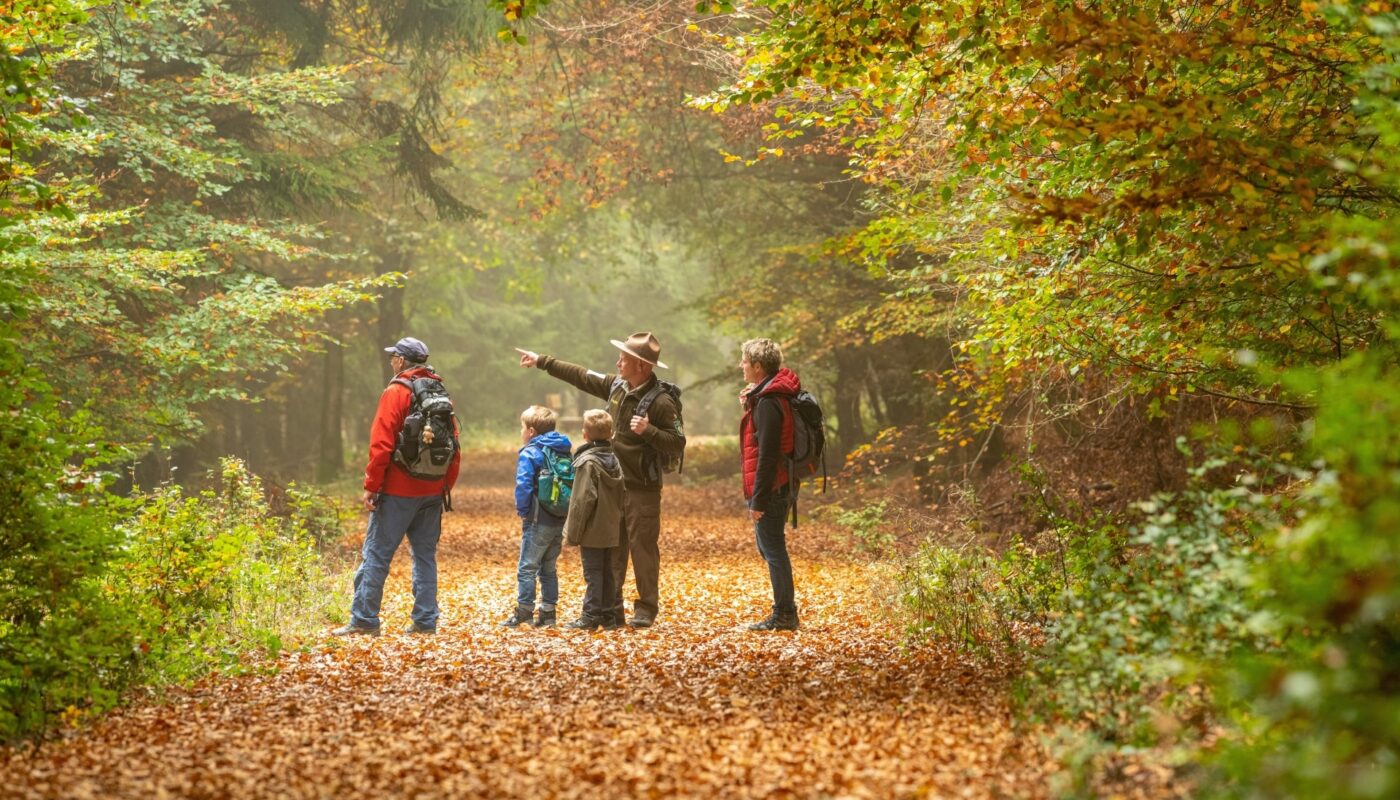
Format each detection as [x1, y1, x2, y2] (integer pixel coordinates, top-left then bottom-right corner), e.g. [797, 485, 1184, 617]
[333, 337, 460, 636]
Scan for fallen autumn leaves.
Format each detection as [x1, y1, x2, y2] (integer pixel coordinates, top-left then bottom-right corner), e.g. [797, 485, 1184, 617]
[2, 472, 1054, 798]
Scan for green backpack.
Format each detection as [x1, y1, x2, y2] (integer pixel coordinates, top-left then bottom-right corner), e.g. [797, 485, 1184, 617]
[535, 447, 574, 517]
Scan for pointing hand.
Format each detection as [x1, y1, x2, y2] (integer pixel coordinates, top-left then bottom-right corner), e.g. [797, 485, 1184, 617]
[515, 347, 539, 368]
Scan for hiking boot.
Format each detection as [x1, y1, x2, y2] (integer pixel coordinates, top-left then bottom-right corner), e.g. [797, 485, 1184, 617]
[627, 614, 654, 629]
[747, 612, 799, 632]
[534, 608, 557, 628]
[566, 616, 602, 631]
[500, 605, 533, 628]
[331, 623, 381, 637]
[404, 622, 436, 635]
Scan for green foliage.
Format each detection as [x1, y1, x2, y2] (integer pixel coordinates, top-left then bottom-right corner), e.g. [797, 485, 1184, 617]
[715, 1, 1398, 793]
[833, 501, 894, 553]
[4, 0, 412, 450]
[1028, 481, 1280, 746]
[898, 461, 1289, 774]
[711, 0, 1392, 404]
[1209, 360, 1400, 799]
[0, 0, 139, 743]
[1, 427, 346, 741]
[114, 458, 344, 684]
[678, 436, 741, 483]
[900, 540, 1045, 659]
[0, 0, 100, 239]
[0, 327, 134, 741]
[283, 482, 358, 551]
[1205, 11, 1400, 791]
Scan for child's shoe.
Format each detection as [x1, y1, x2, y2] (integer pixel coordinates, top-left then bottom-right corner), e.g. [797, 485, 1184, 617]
[534, 608, 557, 628]
[500, 604, 533, 627]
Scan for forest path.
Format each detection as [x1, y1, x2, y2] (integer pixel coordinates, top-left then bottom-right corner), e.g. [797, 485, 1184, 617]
[5, 460, 1050, 798]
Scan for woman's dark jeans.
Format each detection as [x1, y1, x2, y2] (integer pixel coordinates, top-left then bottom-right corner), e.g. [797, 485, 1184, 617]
[753, 490, 796, 615]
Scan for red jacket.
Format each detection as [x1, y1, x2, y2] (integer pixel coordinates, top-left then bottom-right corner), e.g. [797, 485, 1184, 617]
[364, 366, 461, 497]
[740, 367, 800, 506]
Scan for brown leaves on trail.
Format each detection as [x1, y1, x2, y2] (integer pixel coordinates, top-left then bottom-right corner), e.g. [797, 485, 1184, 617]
[2, 474, 1053, 799]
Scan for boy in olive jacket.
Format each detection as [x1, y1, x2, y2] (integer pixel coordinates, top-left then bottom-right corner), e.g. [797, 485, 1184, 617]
[564, 410, 626, 631]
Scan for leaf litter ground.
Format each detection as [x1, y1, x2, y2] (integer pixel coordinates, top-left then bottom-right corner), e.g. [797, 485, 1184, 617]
[4, 462, 1053, 798]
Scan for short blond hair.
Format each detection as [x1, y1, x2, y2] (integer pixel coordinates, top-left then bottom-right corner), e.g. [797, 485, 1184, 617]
[582, 409, 614, 441]
[741, 338, 783, 376]
[521, 405, 557, 434]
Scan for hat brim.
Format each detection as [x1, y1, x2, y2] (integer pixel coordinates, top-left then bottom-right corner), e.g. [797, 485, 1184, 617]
[610, 339, 668, 370]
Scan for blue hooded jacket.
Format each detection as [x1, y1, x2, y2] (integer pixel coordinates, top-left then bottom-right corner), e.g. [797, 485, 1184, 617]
[516, 430, 574, 518]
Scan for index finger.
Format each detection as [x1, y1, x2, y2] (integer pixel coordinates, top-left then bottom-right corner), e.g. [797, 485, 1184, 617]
[514, 347, 532, 355]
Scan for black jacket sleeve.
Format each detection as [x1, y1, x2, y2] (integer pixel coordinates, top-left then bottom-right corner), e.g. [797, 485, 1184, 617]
[749, 396, 785, 510]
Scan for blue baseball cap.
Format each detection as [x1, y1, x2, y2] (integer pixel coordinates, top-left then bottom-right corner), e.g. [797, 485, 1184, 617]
[384, 337, 429, 363]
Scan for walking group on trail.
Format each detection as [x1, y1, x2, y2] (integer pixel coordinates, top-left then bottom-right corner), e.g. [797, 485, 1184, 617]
[333, 330, 816, 637]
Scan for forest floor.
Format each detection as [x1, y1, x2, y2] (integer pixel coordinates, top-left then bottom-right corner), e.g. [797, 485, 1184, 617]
[3, 456, 1053, 799]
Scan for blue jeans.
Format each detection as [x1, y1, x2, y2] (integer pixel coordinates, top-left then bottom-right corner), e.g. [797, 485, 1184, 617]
[350, 493, 443, 630]
[753, 490, 796, 615]
[516, 516, 564, 611]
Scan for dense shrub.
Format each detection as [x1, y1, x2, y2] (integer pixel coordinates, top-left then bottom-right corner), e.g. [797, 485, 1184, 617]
[898, 456, 1292, 792]
[1199, 15, 1400, 792]
[113, 459, 346, 684]
[1028, 480, 1283, 752]
[1207, 366, 1400, 798]
[833, 501, 895, 553]
[2, 420, 347, 740]
[901, 536, 1061, 660]
[0, 330, 134, 741]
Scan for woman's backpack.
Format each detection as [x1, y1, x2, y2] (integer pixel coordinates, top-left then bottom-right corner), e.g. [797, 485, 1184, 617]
[786, 390, 827, 491]
[783, 390, 827, 527]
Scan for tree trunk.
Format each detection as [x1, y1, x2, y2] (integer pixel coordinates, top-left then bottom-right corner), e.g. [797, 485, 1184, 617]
[318, 339, 345, 482]
[378, 249, 407, 386]
[833, 345, 867, 465]
[864, 354, 889, 429]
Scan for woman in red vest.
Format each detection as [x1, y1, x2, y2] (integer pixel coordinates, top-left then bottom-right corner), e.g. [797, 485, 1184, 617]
[738, 338, 801, 631]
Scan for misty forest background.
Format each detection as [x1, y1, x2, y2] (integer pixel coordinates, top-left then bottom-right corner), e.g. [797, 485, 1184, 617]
[3, 1, 1398, 797]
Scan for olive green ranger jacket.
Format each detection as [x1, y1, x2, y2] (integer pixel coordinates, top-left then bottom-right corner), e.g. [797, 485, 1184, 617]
[535, 355, 686, 491]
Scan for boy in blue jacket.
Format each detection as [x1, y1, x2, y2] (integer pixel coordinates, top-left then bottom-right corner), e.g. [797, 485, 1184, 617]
[503, 405, 573, 628]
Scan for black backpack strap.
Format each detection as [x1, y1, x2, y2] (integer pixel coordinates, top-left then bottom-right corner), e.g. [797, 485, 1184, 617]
[788, 478, 800, 528]
[634, 382, 667, 417]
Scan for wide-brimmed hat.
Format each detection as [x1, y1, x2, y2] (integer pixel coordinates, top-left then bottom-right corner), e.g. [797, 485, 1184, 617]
[384, 336, 429, 363]
[610, 331, 668, 369]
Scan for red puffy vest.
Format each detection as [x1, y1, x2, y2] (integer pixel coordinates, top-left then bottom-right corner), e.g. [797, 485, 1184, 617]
[740, 368, 802, 500]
